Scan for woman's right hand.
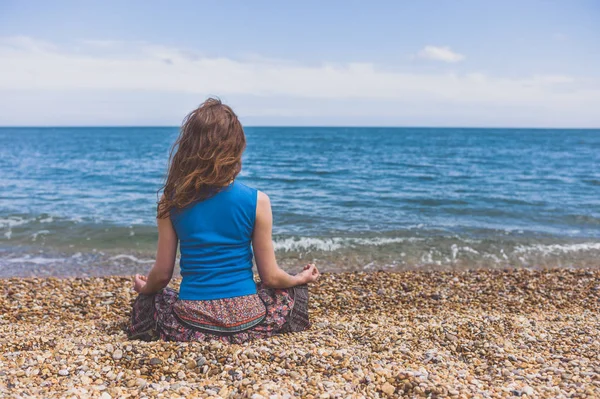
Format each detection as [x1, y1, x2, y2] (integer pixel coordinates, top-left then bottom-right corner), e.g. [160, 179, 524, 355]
[133, 274, 148, 294]
[297, 263, 320, 284]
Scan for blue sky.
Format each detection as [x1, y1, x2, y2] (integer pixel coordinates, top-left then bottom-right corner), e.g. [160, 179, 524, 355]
[0, 0, 599, 127]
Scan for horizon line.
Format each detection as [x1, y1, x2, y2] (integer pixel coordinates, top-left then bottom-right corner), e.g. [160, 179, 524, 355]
[1, 125, 599, 130]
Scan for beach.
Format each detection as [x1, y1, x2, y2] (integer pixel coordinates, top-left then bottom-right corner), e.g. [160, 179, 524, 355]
[1, 128, 599, 398]
[2, 2, 600, 398]
[2, 268, 599, 398]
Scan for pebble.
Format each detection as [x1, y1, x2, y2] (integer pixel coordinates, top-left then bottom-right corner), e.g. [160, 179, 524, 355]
[196, 356, 207, 366]
[522, 386, 535, 396]
[1, 270, 598, 399]
[380, 382, 395, 396]
[112, 349, 123, 360]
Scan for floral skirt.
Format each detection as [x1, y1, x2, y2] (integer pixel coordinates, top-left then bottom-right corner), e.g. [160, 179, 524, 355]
[126, 283, 310, 343]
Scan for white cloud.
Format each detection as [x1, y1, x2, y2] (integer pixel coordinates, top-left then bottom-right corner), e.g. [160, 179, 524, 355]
[416, 45, 465, 63]
[0, 36, 598, 126]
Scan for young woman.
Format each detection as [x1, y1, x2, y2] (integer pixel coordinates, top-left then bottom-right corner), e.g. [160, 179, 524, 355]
[127, 98, 320, 343]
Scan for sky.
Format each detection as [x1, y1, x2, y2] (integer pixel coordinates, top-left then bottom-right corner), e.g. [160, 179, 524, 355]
[0, 0, 599, 127]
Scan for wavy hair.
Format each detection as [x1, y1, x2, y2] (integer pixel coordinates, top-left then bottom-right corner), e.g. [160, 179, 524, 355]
[157, 98, 246, 218]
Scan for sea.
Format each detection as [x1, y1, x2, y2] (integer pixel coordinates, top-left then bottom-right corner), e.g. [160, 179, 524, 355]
[1, 127, 599, 277]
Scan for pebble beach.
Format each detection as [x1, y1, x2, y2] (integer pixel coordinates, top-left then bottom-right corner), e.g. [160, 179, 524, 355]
[1, 269, 599, 398]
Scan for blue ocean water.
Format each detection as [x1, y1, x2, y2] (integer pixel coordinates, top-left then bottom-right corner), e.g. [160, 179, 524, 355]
[1, 127, 599, 276]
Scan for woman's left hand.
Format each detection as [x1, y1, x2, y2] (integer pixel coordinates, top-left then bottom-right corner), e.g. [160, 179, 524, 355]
[298, 263, 320, 284]
[133, 274, 148, 293]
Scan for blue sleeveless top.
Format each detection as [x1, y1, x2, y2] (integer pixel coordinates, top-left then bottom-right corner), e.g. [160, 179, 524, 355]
[170, 181, 258, 301]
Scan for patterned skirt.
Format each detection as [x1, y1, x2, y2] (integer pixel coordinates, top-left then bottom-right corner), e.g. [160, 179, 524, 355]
[126, 283, 310, 343]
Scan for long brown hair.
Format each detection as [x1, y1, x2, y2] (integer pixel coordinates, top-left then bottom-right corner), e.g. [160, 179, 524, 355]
[157, 98, 246, 218]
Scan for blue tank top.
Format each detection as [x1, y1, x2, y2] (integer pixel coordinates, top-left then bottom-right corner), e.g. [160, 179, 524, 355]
[170, 181, 258, 301]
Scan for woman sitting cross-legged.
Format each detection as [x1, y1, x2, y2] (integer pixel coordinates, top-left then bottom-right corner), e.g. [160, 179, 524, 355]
[127, 98, 320, 343]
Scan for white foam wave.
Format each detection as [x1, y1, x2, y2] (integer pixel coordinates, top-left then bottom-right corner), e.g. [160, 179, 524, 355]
[3, 256, 66, 265]
[353, 237, 422, 246]
[273, 236, 421, 252]
[274, 237, 344, 252]
[108, 255, 155, 264]
[0, 216, 32, 229]
[31, 230, 50, 241]
[514, 242, 600, 256]
[1, 216, 55, 228]
[450, 244, 480, 260]
[420, 251, 442, 265]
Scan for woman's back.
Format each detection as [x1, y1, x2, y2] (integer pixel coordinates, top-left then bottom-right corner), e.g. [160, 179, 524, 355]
[171, 181, 258, 301]
[127, 98, 318, 343]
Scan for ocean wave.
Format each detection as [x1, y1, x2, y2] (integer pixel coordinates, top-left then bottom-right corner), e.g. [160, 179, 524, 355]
[273, 236, 422, 252]
[1, 215, 74, 229]
[0, 216, 32, 229]
[31, 230, 50, 241]
[3, 255, 66, 265]
[450, 244, 480, 260]
[1, 216, 33, 240]
[108, 254, 155, 263]
[514, 242, 600, 256]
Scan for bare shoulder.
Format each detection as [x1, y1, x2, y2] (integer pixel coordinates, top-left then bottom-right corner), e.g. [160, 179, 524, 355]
[257, 190, 270, 205]
[256, 190, 272, 222]
[157, 214, 175, 230]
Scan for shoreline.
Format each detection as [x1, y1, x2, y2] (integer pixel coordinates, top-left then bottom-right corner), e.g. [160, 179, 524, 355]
[4, 215, 600, 277]
[3, 241, 600, 278]
[1, 268, 599, 398]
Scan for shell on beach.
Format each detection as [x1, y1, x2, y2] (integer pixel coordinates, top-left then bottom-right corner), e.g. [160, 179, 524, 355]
[0, 269, 599, 398]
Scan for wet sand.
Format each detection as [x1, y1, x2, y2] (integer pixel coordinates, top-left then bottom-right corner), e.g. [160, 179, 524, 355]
[1, 269, 599, 398]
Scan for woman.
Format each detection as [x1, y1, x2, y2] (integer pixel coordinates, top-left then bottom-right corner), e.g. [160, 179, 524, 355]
[127, 98, 320, 343]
